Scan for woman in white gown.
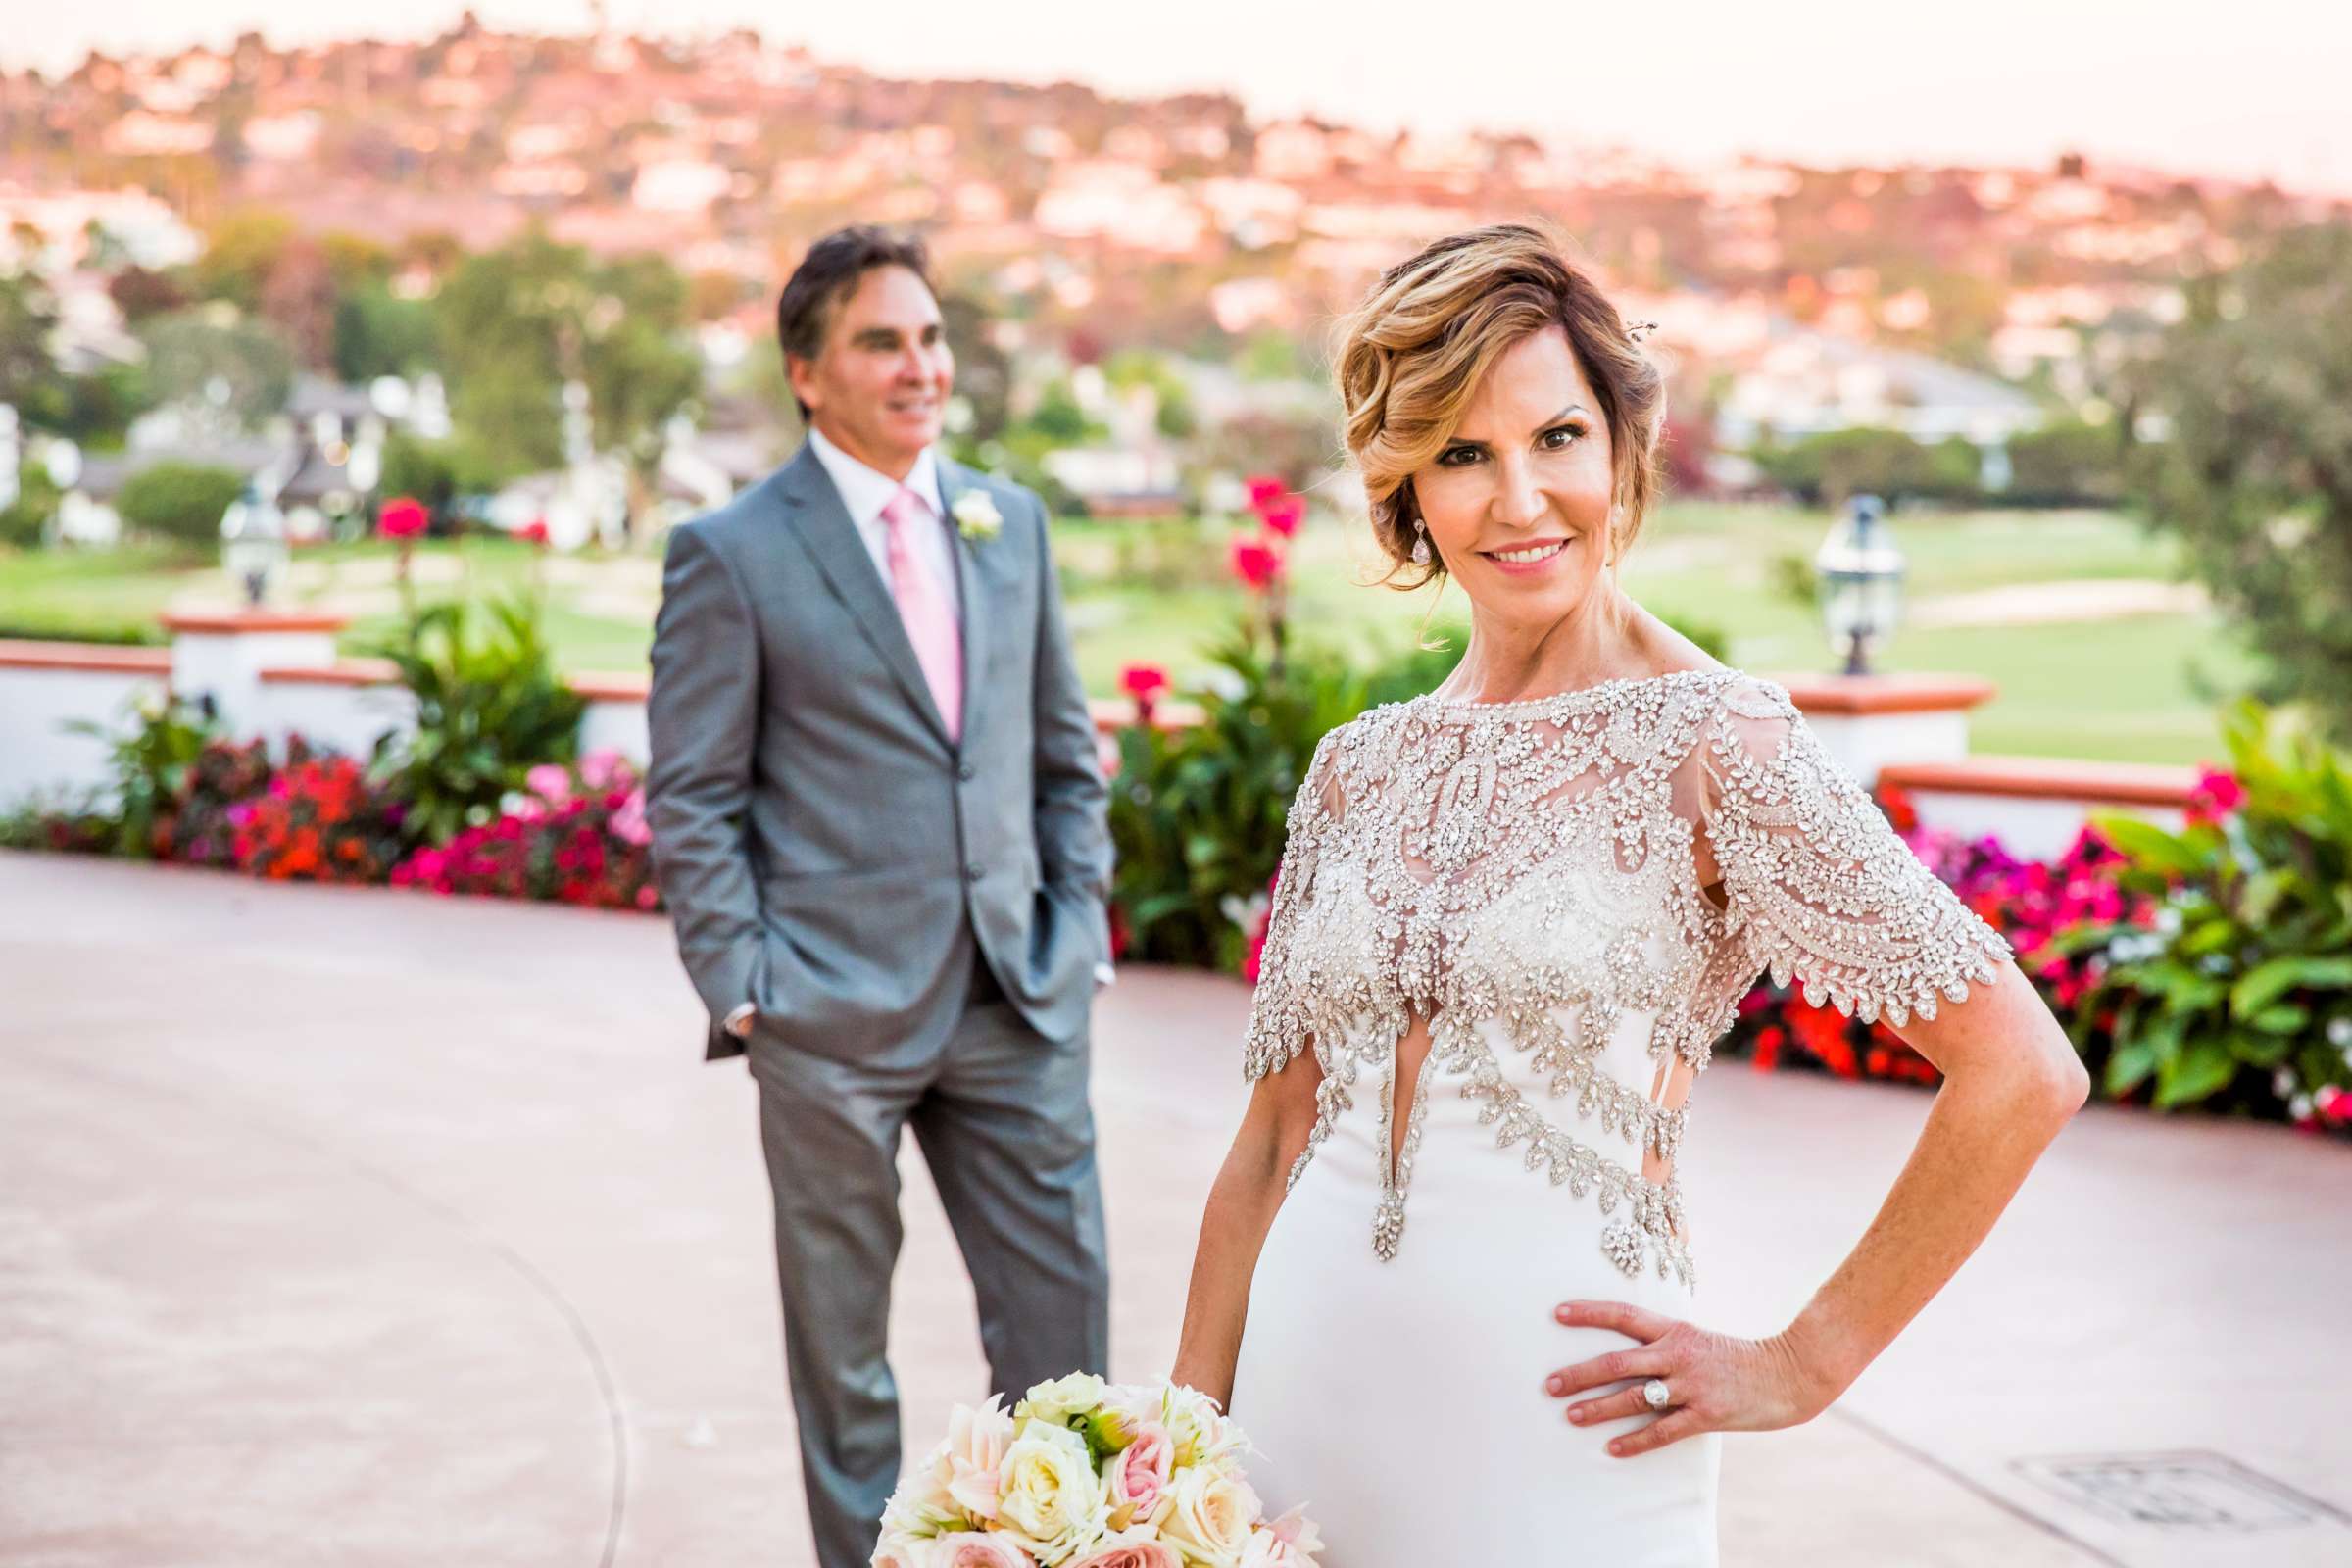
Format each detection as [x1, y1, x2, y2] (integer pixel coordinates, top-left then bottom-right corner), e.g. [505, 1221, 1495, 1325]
[1169, 225, 2091, 1565]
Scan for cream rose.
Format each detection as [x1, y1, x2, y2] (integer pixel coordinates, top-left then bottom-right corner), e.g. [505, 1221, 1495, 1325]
[995, 1419, 1111, 1565]
[1015, 1372, 1108, 1430]
[1156, 1465, 1261, 1568]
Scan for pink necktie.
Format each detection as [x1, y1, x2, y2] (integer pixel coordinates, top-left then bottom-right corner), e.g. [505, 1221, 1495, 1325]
[880, 485, 962, 741]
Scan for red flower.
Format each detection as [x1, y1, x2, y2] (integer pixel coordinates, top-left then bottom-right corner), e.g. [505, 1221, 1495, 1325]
[519, 517, 551, 548]
[377, 496, 429, 541]
[1751, 1024, 1784, 1073]
[1229, 531, 1284, 592]
[1876, 783, 1919, 835]
[1257, 495, 1304, 538]
[2185, 766, 2246, 827]
[1245, 474, 1287, 511]
[1114, 662, 1161, 710]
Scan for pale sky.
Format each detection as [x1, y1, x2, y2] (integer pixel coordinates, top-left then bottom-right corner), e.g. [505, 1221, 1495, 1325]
[15, 1, 2350, 194]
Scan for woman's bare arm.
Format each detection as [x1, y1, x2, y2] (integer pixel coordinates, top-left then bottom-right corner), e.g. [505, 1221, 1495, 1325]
[1549, 960, 2091, 1455]
[1774, 960, 2091, 1400]
[1169, 1050, 1323, 1411]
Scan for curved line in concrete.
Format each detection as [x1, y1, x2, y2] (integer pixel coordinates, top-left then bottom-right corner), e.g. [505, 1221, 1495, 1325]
[15, 1046, 631, 1568]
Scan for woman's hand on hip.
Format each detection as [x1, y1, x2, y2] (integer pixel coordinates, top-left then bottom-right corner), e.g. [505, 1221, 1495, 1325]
[1544, 1298, 1837, 1457]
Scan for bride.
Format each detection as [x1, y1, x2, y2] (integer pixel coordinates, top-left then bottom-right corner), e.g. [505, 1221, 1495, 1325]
[1168, 224, 2090, 1564]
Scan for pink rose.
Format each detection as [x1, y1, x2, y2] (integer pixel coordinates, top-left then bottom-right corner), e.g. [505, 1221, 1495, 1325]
[611, 789, 652, 847]
[1066, 1536, 1179, 1568]
[931, 1536, 1036, 1567]
[579, 749, 627, 791]
[1240, 1506, 1323, 1567]
[1107, 1422, 1174, 1522]
[934, 1396, 1017, 1523]
[526, 763, 572, 806]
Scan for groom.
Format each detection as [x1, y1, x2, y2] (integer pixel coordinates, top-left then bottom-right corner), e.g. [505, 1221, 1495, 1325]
[645, 225, 1114, 1568]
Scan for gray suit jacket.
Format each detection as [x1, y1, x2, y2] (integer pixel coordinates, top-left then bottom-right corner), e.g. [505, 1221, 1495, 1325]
[645, 443, 1112, 1064]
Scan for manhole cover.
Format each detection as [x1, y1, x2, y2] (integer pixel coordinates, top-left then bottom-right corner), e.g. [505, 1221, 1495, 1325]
[2013, 1450, 2343, 1533]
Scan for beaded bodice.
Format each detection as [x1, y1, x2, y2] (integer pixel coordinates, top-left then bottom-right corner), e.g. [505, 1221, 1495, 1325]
[1240, 668, 2014, 1287]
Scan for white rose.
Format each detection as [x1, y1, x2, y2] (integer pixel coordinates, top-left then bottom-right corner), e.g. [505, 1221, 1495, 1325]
[1159, 1386, 1242, 1470]
[995, 1419, 1110, 1565]
[1015, 1372, 1108, 1430]
[1156, 1465, 1260, 1568]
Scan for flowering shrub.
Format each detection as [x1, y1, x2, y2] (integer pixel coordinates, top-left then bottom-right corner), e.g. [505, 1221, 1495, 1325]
[1720, 806, 2147, 1091]
[390, 749, 660, 911]
[226, 753, 406, 883]
[2057, 702, 2352, 1130]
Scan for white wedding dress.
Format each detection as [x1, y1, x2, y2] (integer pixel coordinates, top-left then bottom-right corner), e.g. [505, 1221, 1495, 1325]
[1228, 669, 2012, 1565]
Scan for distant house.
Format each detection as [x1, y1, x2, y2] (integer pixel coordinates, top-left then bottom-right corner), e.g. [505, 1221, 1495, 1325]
[1716, 327, 2045, 451]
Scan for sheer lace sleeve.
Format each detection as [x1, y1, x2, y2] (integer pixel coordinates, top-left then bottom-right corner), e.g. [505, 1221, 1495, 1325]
[1699, 677, 2013, 1028]
[1241, 727, 1346, 1081]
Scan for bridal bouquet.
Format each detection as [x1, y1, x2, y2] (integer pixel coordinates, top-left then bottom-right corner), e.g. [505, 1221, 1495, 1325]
[871, 1374, 1323, 1568]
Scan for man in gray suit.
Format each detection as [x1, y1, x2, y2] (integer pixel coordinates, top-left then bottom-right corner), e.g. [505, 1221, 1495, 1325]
[645, 225, 1113, 1568]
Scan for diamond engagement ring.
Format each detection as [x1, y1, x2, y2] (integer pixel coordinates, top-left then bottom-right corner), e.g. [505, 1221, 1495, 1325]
[1642, 1379, 1672, 1412]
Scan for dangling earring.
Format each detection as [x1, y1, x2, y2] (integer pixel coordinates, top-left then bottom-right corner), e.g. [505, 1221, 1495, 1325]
[1409, 516, 1431, 566]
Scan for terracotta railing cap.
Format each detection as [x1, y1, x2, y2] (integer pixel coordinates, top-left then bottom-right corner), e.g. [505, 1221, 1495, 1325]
[258, 659, 401, 688]
[1765, 670, 1998, 715]
[570, 671, 651, 703]
[161, 608, 352, 635]
[1879, 754, 2200, 808]
[0, 638, 173, 675]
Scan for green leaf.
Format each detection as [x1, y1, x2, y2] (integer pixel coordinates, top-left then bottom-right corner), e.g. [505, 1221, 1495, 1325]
[2230, 956, 2352, 1018]
[2088, 811, 2200, 873]
[2153, 1042, 2237, 1108]
[2104, 1042, 2159, 1095]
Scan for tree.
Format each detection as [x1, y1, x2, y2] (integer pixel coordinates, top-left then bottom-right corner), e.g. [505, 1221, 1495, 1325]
[137, 307, 295, 430]
[581, 252, 701, 535]
[0, 271, 61, 416]
[430, 230, 577, 480]
[2132, 222, 2352, 739]
[193, 210, 297, 312]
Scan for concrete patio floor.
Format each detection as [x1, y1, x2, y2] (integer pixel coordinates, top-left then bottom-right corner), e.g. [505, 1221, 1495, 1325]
[2, 850, 2347, 1566]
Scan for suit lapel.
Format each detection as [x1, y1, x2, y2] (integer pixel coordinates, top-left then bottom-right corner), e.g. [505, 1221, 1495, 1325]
[936, 456, 996, 745]
[776, 444, 953, 747]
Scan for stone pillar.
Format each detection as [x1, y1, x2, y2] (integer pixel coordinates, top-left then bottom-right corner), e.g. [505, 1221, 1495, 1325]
[1766, 672, 1996, 788]
[163, 610, 350, 738]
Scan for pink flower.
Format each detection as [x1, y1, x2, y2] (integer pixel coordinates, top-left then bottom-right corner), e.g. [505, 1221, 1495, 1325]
[579, 750, 628, 791]
[519, 517, 551, 548]
[2316, 1085, 2350, 1126]
[1244, 474, 1286, 511]
[1107, 1422, 1174, 1522]
[526, 764, 573, 806]
[1068, 1533, 1180, 1568]
[1229, 532, 1284, 592]
[2186, 765, 2246, 826]
[932, 1536, 1037, 1567]
[1256, 495, 1304, 537]
[611, 789, 652, 847]
[634, 884, 659, 911]
[377, 496, 429, 541]
[1240, 1506, 1324, 1567]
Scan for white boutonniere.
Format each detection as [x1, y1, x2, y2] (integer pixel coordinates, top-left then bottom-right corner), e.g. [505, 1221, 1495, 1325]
[952, 490, 1004, 543]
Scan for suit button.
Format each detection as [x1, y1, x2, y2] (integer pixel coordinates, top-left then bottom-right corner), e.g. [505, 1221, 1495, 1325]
[965, 862, 984, 882]
[957, 763, 976, 782]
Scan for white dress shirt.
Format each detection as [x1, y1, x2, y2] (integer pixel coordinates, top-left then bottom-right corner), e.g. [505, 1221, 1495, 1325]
[806, 423, 962, 628]
[724, 429, 1112, 1038]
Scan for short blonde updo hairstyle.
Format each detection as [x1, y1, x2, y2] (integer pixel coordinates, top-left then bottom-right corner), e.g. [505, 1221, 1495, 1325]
[1335, 222, 1667, 587]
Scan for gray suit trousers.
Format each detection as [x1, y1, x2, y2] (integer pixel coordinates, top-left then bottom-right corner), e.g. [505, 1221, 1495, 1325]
[745, 940, 1111, 1568]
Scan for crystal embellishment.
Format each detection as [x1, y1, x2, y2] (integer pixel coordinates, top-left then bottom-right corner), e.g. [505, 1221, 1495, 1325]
[1239, 669, 2015, 1287]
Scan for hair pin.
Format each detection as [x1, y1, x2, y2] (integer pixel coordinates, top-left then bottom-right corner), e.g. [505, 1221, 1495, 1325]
[1626, 318, 1661, 343]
